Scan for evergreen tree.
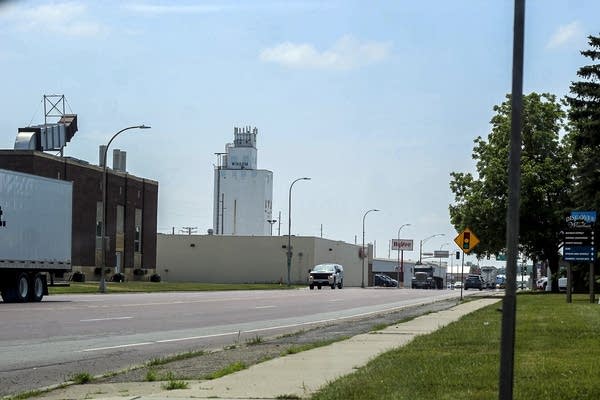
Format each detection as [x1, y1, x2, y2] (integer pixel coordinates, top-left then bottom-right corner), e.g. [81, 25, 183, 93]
[566, 34, 600, 212]
[566, 34, 600, 289]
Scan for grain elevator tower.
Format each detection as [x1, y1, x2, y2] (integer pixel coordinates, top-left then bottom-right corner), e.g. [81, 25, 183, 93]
[213, 126, 273, 235]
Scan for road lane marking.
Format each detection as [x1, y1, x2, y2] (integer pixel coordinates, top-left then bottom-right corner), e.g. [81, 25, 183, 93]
[77, 306, 413, 353]
[156, 332, 239, 343]
[255, 305, 276, 309]
[80, 316, 133, 322]
[78, 332, 239, 352]
[328, 299, 343, 302]
[80, 342, 154, 352]
[77, 293, 461, 353]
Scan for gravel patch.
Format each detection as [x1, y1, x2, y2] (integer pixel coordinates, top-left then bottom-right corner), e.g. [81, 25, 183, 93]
[96, 298, 459, 384]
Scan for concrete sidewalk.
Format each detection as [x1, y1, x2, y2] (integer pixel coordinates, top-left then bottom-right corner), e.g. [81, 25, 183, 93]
[32, 297, 501, 400]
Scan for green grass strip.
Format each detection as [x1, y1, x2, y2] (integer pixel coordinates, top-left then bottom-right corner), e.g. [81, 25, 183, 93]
[311, 294, 600, 400]
[205, 361, 247, 380]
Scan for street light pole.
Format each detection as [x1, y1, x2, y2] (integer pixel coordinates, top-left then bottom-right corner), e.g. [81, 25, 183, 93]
[396, 223, 411, 288]
[361, 209, 380, 288]
[439, 242, 450, 287]
[418, 233, 445, 264]
[287, 177, 311, 286]
[99, 125, 151, 293]
[267, 219, 277, 236]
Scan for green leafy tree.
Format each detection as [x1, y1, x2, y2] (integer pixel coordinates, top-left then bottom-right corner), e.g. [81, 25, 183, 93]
[566, 34, 600, 287]
[449, 93, 572, 288]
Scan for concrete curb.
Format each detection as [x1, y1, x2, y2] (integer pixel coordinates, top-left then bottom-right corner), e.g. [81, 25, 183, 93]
[30, 297, 501, 400]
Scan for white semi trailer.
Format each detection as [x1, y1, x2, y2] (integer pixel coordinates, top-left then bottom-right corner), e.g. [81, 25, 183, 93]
[480, 266, 498, 289]
[0, 169, 72, 302]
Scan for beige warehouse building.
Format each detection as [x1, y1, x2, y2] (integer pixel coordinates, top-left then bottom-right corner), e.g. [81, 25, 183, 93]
[156, 234, 371, 286]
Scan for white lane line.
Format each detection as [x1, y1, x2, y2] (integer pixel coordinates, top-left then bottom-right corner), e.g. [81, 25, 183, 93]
[77, 294, 461, 353]
[80, 316, 133, 322]
[255, 305, 276, 309]
[78, 332, 239, 352]
[156, 331, 239, 343]
[79, 342, 154, 352]
[328, 299, 343, 302]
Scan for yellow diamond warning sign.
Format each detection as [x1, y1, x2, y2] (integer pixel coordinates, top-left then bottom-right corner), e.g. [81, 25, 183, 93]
[454, 228, 480, 254]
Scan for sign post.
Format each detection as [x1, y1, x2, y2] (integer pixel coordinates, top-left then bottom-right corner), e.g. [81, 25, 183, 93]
[454, 228, 480, 300]
[392, 239, 413, 288]
[562, 210, 596, 304]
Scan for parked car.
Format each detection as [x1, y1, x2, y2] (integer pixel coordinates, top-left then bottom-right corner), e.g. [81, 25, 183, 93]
[558, 277, 567, 292]
[308, 263, 344, 290]
[536, 277, 548, 290]
[464, 275, 484, 290]
[496, 274, 506, 289]
[374, 274, 397, 287]
[454, 281, 463, 289]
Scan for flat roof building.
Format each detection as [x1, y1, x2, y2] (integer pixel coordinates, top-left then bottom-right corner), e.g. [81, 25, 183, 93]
[0, 150, 158, 279]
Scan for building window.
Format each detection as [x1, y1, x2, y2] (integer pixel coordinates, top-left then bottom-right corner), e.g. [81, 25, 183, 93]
[96, 202, 103, 238]
[134, 208, 142, 253]
[134, 226, 141, 252]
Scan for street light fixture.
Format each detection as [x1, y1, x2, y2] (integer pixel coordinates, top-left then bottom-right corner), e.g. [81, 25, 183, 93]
[267, 219, 277, 236]
[99, 125, 151, 293]
[286, 177, 311, 286]
[361, 208, 380, 288]
[418, 233, 445, 264]
[396, 223, 411, 288]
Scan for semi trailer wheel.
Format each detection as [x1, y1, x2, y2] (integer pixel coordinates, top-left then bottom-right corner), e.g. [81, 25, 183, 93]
[16, 272, 30, 302]
[30, 273, 45, 302]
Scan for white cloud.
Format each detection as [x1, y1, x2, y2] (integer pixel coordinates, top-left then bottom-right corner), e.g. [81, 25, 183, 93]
[260, 35, 392, 70]
[1, 2, 106, 37]
[546, 21, 583, 49]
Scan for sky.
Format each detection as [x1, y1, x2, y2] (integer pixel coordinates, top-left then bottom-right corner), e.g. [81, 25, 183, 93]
[0, 0, 597, 267]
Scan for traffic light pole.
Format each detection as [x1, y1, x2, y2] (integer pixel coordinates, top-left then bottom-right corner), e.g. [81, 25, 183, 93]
[460, 251, 464, 301]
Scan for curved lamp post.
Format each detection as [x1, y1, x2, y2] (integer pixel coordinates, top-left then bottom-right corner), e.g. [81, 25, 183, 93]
[361, 208, 380, 288]
[287, 177, 311, 286]
[99, 125, 151, 293]
[439, 242, 450, 286]
[418, 233, 444, 264]
[396, 223, 411, 288]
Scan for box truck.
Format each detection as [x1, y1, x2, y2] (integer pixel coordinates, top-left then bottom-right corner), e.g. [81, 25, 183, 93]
[0, 169, 72, 302]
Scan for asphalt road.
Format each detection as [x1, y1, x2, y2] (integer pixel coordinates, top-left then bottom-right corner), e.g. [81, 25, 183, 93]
[0, 287, 467, 396]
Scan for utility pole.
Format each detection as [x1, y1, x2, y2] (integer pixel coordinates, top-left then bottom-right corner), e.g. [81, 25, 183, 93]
[214, 153, 226, 234]
[277, 211, 282, 236]
[181, 227, 197, 235]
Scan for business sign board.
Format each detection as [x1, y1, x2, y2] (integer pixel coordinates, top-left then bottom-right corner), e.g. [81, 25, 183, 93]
[562, 210, 596, 262]
[567, 210, 596, 228]
[392, 239, 413, 251]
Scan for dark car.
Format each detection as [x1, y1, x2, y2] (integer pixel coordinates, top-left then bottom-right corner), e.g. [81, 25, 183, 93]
[374, 274, 397, 287]
[464, 275, 484, 290]
[308, 263, 344, 290]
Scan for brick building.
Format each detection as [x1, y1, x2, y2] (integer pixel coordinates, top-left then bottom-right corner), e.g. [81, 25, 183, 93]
[0, 150, 158, 279]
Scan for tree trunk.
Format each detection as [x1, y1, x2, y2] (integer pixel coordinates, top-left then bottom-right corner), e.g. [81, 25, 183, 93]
[546, 252, 560, 293]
